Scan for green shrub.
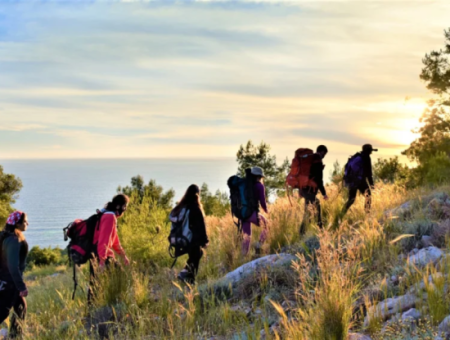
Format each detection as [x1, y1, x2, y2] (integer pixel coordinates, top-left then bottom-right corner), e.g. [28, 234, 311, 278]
[27, 246, 65, 267]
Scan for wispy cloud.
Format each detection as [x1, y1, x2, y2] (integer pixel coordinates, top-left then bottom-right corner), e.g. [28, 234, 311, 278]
[0, 1, 448, 164]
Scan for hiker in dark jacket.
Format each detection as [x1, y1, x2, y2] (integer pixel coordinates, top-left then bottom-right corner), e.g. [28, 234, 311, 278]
[342, 144, 377, 214]
[171, 184, 209, 284]
[241, 166, 269, 256]
[0, 211, 29, 338]
[299, 145, 329, 235]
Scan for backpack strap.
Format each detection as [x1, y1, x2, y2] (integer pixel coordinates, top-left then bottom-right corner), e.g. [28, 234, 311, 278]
[72, 264, 78, 300]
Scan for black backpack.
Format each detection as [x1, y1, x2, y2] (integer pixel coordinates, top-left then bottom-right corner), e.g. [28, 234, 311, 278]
[63, 211, 103, 299]
[168, 208, 192, 268]
[227, 168, 259, 230]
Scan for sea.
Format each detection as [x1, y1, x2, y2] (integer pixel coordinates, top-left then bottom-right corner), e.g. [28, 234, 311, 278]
[1, 158, 237, 249]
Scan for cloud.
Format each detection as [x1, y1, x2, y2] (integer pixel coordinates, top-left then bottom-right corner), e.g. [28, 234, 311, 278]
[0, 1, 449, 162]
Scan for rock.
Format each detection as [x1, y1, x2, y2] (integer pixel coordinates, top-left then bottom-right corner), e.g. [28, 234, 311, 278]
[402, 308, 421, 322]
[348, 333, 372, 340]
[0, 329, 7, 340]
[364, 294, 417, 326]
[408, 246, 443, 268]
[434, 337, 444, 340]
[218, 254, 297, 288]
[438, 315, 450, 334]
[390, 275, 399, 285]
[421, 235, 434, 247]
[387, 201, 413, 218]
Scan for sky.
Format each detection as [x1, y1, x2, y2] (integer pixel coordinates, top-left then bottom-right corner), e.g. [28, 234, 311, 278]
[0, 0, 449, 165]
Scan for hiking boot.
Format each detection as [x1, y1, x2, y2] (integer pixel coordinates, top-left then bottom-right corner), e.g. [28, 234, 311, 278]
[177, 269, 195, 285]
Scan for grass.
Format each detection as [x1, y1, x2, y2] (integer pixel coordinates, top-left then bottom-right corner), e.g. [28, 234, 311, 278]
[3, 182, 450, 339]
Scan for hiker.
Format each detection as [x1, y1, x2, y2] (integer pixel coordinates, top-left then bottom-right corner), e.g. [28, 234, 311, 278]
[342, 144, 377, 215]
[171, 184, 208, 284]
[241, 166, 269, 256]
[0, 211, 29, 338]
[88, 194, 130, 302]
[299, 145, 329, 235]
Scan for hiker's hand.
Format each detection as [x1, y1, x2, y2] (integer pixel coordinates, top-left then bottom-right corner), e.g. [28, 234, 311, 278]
[323, 195, 329, 201]
[19, 289, 28, 297]
[99, 262, 106, 271]
[123, 255, 130, 266]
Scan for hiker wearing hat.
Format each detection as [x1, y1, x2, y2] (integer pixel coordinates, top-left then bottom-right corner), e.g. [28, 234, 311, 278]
[342, 144, 378, 215]
[241, 166, 269, 256]
[0, 211, 29, 338]
[299, 145, 329, 234]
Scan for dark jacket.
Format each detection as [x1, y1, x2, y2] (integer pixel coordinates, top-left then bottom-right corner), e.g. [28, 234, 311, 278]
[360, 152, 374, 188]
[187, 204, 209, 247]
[309, 153, 326, 196]
[0, 232, 28, 292]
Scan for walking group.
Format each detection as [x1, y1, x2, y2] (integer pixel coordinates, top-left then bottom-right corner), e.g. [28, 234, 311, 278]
[0, 143, 377, 337]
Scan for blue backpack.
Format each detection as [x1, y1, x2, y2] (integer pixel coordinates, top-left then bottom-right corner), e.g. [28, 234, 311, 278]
[344, 153, 364, 187]
[227, 169, 258, 230]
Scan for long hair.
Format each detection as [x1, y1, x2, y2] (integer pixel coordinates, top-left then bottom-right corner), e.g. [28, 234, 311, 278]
[3, 212, 26, 242]
[105, 194, 130, 212]
[172, 184, 203, 216]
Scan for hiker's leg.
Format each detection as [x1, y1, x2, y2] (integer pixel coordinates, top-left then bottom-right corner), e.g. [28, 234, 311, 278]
[0, 288, 15, 324]
[9, 294, 26, 338]
[186, 246, 203, 279]
[300, 190, 314, 235]
[315, 196, 323, 228]
[241, 214, 255, 255]
[363, 186, 372, 213]
[343, 186, 358, 214]
[257, 214, 268, 244]
[87, 259, 96, 304]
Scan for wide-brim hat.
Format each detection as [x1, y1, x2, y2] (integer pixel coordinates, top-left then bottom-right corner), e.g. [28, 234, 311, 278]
[251, 166, 265, 177]
[362, 144, 378, 152]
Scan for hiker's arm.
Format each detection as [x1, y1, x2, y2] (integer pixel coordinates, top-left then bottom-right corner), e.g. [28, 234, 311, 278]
[194, 208, 209, 246]
[311, 162, 326, 197]
[97, 215, 114, 265]
[111, 232, 125, 257]
[5, 238, 26, 292]
[256, 183, 268, 213]
[364, 157, 374, 187]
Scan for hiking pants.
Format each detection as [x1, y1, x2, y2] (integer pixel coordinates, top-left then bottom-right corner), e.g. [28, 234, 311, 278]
[343, 185, 372, 214]
[299, 188, 322, 235]
[0, 284, 26, 338]
[241, 212, 268, 255]
[185, 246, 203, 278]
[87, 257, 113, 304]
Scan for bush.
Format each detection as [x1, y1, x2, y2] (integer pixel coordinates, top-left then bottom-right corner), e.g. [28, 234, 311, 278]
[373, 156, 410, 184]
[27, 246, 65, 267]
[201, 183, 230, 217]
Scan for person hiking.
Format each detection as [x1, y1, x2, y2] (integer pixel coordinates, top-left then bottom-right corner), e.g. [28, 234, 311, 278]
[241, 166, 269, 256]
[88, 194, 130, 303]
[0, 211, 29, 338]
[171, 184, 208, 285]
[342, 144, 377, 215]
[299, 145, 329, 235]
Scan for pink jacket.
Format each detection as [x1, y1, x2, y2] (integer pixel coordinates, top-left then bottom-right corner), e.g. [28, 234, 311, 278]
[93, 212, 125, 265]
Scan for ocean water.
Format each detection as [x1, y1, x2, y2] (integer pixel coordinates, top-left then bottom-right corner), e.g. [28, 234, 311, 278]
[1, 158, 236, 249]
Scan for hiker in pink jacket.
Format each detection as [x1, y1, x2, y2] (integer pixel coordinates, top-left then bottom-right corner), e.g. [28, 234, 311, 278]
[88, 193, 130, 302]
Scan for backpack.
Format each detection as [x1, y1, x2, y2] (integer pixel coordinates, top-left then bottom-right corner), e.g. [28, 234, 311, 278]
[63, 211, 103, 299]
[168, 207, 192, 268]
[344, 153, 364, 188]
[227, 169, 259, 229]
[286, 148, 318, 190]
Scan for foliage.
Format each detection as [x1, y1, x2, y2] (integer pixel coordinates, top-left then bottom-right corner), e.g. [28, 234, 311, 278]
[236, 140, 289, 197]
[424, 151, 450, 185]
[372, 156, 410, 184]
[27, 246, 65, 267]
[420, 28, 450, 105]
[0, 165, 22, 226]
[118, 175, 175, 212]
[118, 190, 171, 267]
[329, 160, 344, 185]
[200, 183, 230, 217]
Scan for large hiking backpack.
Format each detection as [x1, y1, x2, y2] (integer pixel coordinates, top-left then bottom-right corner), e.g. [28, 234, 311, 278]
[227, 169, 258, 229]
[63, 211, 103, 299]
[344, 153, 364, 187]
[286, 148, 318, 190]
[168, 208, 192, 268]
